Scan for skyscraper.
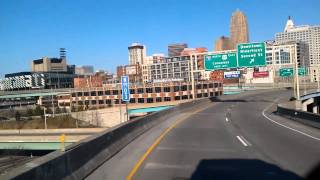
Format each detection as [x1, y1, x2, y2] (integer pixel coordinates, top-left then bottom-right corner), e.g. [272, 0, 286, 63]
[128, 43, 147, 65]
[230, 9, 249, 48]
[168, 43, 188, 57]
[214, 36, 232, 51]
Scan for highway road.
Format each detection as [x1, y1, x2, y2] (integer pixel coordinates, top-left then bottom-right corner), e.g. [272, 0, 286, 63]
[86, 89, 320, 180]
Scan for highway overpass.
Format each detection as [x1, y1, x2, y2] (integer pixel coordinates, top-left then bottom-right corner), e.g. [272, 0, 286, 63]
[3, 89, 320, 180]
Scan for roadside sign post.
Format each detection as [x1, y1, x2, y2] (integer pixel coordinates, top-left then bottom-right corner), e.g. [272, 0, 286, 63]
[279, 68, 294, 77]
[237, 42, 266, 67]
[279, 67, 306, 77]
[44, 107, 47, 129]
[121, 76, 130, 121]
[60, 134, 66, 152]
[295, 44, 300, 100]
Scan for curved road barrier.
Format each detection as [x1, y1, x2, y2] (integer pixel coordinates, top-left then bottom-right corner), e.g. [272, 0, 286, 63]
[1, 98, 213, 180]
[277, 104, 320, 129]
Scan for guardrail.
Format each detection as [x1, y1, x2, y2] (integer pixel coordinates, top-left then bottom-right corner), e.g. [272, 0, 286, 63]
[277, 104, 320, 129]
[0, 88, 72, 96]
[1, 97, 213, 180]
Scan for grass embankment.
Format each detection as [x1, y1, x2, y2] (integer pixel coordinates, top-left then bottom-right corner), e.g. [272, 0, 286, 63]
[0, 115, 97, 129]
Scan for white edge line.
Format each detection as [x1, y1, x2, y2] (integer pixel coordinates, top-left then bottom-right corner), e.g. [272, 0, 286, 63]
[236, 135, 248, 146]
[240, 136, 252, 146]
[262, 103, 320, 141]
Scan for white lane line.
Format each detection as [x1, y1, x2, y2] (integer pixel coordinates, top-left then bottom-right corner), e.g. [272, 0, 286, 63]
[240, 135, 252, 146]
[262, 103, 320, 141]
[225, 117, 229, 122]
[236, 136, 248, 146]
[145, 162, 193, 170]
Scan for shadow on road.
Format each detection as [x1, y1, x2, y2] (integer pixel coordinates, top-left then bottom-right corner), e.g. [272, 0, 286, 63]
[190, 159, 302, 180]
[209, 97, 247, 103]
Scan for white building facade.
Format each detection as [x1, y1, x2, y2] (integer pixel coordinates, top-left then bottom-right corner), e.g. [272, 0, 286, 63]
[242, 41, 309, 84]
[128, 43, 147, 65]
[275, 17, 320, 81]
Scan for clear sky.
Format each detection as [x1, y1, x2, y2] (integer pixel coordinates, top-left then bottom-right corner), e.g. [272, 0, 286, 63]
[0, 0, 319, 75]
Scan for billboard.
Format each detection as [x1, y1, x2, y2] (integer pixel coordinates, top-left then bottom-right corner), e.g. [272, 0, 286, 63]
[253, 71, 269, 78]
[224, 71, 240, 79]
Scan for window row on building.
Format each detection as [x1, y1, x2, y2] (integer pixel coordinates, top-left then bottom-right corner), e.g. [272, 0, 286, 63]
[58, 81, 223, 108]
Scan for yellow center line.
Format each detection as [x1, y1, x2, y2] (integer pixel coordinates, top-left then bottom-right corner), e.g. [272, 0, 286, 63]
[126, 103, 213, 180]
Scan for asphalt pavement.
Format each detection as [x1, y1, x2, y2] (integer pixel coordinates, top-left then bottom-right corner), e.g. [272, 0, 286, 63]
[86, 89, 320, 180]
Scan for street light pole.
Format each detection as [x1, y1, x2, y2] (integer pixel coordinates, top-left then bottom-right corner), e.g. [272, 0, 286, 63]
[51, 88, 55, 117]
[190, 54, 195, 101]
[303, 56, 307, 95]
[119, 83, 122, 123]
[272, 46, 276, 89]
[317, 64, 320, 92]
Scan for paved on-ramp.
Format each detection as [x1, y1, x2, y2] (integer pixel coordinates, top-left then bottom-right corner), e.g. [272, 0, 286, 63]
[86, 90, 320, 180]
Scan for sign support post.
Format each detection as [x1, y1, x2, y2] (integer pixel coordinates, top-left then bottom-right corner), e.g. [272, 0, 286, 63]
[126, 102, 129, 121]
[121, 76, 130, 122]
[44, 107, 47, 129]
[295, 44, 300, 100]
[119, 85, 122, 123]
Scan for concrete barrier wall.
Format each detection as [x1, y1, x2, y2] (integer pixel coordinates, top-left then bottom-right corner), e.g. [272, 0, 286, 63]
[277, 104, 320, 129]
[2, 98, 212, 180]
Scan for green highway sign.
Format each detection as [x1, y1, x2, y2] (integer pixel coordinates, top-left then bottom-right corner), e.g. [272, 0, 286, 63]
[204, 52, 237, 70]
[279, 67, 307, 77]
[298, 68, 306, 76]
[237, 42, 266, 67]
[279, 68, 293, 77]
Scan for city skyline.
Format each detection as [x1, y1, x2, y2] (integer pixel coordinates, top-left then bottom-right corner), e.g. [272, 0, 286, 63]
[1, 0, 320, 75]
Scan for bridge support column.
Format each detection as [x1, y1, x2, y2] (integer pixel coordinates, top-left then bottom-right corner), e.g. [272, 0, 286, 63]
[312, 104, 318, 114]
[302, 98, 314, 112]
[37, 96, 43, 106]
[313, 98, 319, 114]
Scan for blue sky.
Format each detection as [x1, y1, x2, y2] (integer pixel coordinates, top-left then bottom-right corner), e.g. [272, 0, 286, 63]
[0, 0, 319, 75]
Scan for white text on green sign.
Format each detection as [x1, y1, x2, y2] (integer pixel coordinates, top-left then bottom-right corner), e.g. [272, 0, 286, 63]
[204, 52, 237, 70]
[237, 42, 266, 67]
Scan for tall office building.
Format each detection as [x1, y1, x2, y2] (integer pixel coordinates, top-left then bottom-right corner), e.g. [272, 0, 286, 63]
[168, 43, 188, 57]
[230, 9, 249, 48]
[31, 57, 67, 72]
[265, 40, 309, 67]
[275, 17, 320, 81]
[214, 36, 233, 51]
[128, 43, 146, 65]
